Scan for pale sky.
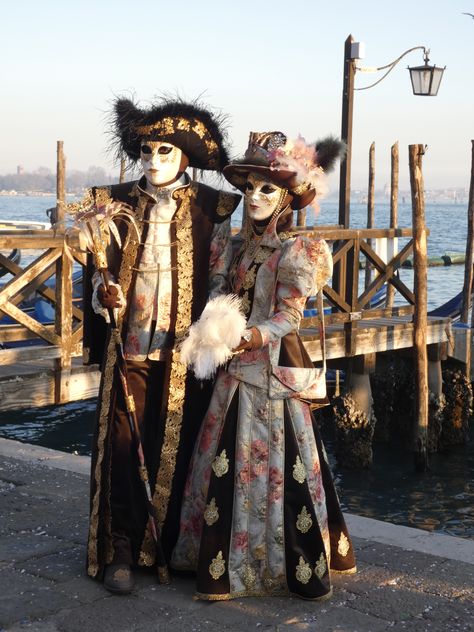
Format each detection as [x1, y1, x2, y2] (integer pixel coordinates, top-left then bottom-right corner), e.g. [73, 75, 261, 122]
[2, 0, 473, 191]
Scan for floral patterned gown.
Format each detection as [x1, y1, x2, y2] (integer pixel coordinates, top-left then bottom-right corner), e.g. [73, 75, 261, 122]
[171, 217, 356, 600]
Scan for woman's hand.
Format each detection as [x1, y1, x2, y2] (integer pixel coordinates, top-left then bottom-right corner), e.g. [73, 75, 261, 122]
[233, 327, 263, 352]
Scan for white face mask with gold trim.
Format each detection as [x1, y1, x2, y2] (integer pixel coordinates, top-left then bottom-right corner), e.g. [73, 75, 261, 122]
[244, 172, 286, 221]
[140, 141, 182, 187]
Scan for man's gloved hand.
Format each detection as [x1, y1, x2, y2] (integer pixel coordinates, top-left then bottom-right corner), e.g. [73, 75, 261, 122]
[97, 284, 122, 310]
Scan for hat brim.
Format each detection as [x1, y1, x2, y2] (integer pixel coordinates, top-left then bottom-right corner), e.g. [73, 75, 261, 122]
[223, 163, 316, 210]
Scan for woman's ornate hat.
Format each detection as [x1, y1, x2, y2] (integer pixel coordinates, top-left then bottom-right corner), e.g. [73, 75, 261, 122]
[111, 97, 231, 171]
[224, 131, 346, 210]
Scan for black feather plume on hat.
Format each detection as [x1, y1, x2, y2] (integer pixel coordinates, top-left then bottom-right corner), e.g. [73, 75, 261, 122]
[109, 95, 231, 172]
[315, 136, 347, 172]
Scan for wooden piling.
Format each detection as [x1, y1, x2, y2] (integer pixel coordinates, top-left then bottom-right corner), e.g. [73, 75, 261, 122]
[364, 142, 375, 289]
[297, 207, 307, 228]
[54, 141, 72, 404]
[409, 144, 429, 472]
[461, 140, 474, 326]
[119, 157, 126, 183]
[55, 141, 66, 225]
[386, 142, 399, 309]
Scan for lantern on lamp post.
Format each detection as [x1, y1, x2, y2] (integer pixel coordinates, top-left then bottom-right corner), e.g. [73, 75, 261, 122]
[408, 50, 445, 96]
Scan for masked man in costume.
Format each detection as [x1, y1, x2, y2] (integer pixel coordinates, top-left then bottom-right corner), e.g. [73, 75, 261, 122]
[83, 98, 241, 593]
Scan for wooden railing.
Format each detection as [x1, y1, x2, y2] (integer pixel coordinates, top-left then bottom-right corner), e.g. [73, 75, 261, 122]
[0, 229, 84, 403]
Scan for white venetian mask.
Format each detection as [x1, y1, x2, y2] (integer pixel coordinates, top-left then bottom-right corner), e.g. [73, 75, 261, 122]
[244, 172, 286, 221]
[140, 141, 182, 187]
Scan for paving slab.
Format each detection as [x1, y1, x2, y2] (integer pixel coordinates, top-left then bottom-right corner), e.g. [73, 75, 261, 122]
[1, 438, 474, 632]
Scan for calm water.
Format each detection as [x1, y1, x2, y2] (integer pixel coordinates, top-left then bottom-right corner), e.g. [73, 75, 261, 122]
[0, 194, 472, 539]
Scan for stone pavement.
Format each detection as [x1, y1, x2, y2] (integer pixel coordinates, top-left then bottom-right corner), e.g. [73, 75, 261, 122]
[0, 438, 473, 632]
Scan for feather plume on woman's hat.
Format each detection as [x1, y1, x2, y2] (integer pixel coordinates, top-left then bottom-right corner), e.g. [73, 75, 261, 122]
[110, 96, 231, 171]
[224, 131, 346, 210]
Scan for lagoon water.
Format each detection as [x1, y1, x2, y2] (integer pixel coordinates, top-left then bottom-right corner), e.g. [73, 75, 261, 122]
[0, 194, 472, 540]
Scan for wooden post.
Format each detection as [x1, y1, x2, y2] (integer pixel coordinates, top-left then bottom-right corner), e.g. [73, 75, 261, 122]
[461, 140, 474, 324]
[386, 141, 399, 309]
[297, 207, 307, 227]
[119, 157, 126, 183]
[55, 141, 66, 225]
[54, 141, 72, 404]
[365, 142, 375, 289]
[409, 144, 429, 472]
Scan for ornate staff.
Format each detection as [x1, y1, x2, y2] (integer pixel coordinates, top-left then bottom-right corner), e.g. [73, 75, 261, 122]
[66, 201, 171, 584]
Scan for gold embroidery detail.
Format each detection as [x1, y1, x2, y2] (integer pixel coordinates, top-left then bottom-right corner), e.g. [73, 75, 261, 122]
[241, 563, 257, 589]
[295, 556, 312, 585]
[292, 455, 306, 484]
[212, 449, 229, 478]
[216, 191, 238, 217]
[242, 266, 257, 290]
[139, 184, 196, 567]
[204, 498, 219, 526]
[296, 506, 313, 534]
[192, 120, 207, 139]
[240, 292, 251, 316]
[253, 247, 273, 264]
[205, 138, 218, 153]
[292, 182, 311, 195]
[253, 544, 266, 561]
[315, 553, 327, 579]
[337, 532, 350, 558]
[209, 551, 226, 580]
[177, 118, 191, 131]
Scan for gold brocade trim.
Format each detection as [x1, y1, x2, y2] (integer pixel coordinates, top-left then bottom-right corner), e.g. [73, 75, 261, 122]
[139, 184, 196, 566]
[295, 556, 312, 585]
[87, 335, 117, 577]
[241, 563, 257, 590]
[292, 455, 306, 484]
[315, 553, 327, 579]
[296, 506, 313, 534]
[242, 266, 257, 291]
[216, 190, 238, 217]
[337, 532, 350, 558]
[194, 587, 333, 602]
[253, 246, 273, 264]
[331, 566, 357, 575]
[212, 449, 229, 478]
[204, 498, 219, 526]
[209, 551, 226, 580]
[134, 117, 218, 155]
[87, 187, 148, 578]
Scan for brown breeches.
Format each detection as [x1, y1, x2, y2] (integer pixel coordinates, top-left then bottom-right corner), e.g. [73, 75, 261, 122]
[110, 359, 166, 565]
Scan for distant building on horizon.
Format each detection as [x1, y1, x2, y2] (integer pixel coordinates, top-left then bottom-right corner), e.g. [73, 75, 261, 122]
[16, 165, 24, 175]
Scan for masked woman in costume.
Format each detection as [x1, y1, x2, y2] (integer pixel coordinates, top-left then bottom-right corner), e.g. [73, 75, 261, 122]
[172, 131, 356, 601]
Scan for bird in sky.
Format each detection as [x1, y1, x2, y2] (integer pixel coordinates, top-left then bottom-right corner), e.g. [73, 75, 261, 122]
[462, 12, 474, 17]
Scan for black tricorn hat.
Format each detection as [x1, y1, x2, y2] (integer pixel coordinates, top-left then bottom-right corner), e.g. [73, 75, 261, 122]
[224, 131, 346, 210]
[112, 97, 231, 171]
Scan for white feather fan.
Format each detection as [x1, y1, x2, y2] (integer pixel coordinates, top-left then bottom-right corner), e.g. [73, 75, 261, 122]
[180, 294, 247, 380]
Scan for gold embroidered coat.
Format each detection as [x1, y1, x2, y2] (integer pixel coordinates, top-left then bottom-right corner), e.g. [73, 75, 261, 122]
[84, 176, 240, 577]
